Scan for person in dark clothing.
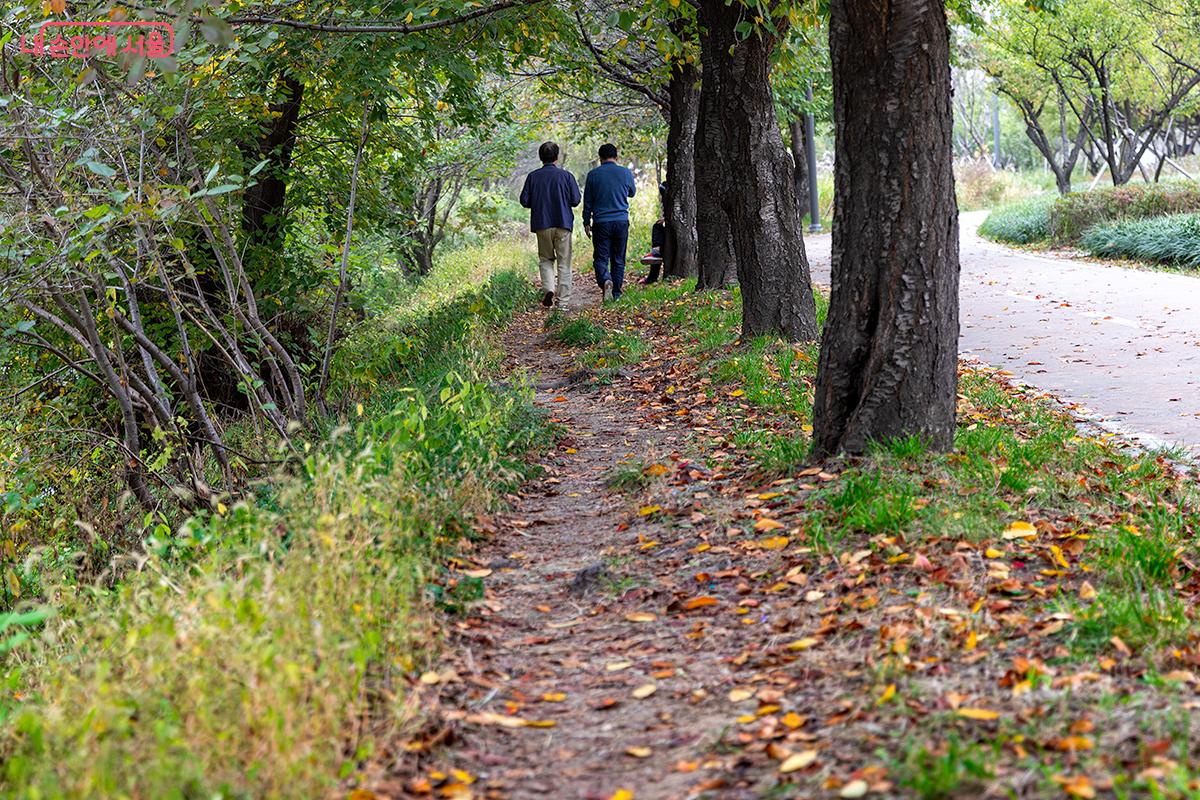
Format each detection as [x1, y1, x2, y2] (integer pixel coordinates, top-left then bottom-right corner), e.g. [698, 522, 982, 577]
[640, 181, 668, 285]
[582, 143, 637, 302]
[519, 141, 581, 309]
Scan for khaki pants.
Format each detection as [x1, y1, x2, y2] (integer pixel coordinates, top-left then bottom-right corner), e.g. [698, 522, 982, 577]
[535, 227, 573, 309]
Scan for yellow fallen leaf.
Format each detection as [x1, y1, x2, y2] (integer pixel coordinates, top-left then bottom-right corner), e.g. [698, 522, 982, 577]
[754, 517, 785, 531]
[1079, 581, 1097, 600]
[610, 790, 634, 800]
[840, 780, 869, 798]
[644, 463, 670, 476]
[757, 492, 783, 500]
[625, 612, 657, 623]
[1050, 544, 1070, 569]
[606, 661, 633, 671]
[758, 536, 789, 550]
[524, 719, 557, 728]
[632, 683, 657, 699]
[728, 687, 754, 703]
[419, 671, 442, 685]
[984, 547, 1004, 558]
[1002, 521, 1037, 540]
[542, 692, 566, 702]
[782, 711, 805, 729]
[965, 630, 977, 651]
[875, 683, 896, 706]
[778, 750, 818, 773]
[460, 568, 492, 578]
[785, 637, 819, 651]
[957, 707, 1000, 721]
[730, 389, 745, 397]
[638, 505, 662, 516]
[625, 746, 653, 758]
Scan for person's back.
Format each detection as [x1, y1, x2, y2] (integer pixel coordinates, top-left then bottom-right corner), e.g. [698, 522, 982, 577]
[519, 141, 580, 309]
[582, 143, 637, 302]
[520, 162, 580, 234]
[583, 161, 637, 226]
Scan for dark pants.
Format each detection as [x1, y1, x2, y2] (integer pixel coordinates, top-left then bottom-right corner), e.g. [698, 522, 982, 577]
[591, 219, 629, 298]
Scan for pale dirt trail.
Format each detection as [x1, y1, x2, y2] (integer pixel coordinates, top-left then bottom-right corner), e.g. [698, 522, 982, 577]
[805, 211, 1200, 456]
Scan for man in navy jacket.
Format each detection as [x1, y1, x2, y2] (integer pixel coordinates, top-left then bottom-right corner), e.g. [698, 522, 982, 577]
[583, 143, 637, 301]
[519, 141, 581, 309]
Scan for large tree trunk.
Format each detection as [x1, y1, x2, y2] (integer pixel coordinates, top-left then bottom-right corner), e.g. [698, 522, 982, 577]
[663, 62, 700, 279]
[240, 73, 304, 254]
[693, 11, 737, 290]
[812, 0, 961, 457]
[699, 0, 817, 340]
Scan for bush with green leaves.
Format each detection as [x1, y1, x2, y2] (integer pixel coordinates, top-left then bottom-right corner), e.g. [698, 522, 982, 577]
[1079, 213, 1200, 268]
[0, 240, 546, 798]
[977, 195, 1056, 244]
[1049, 181, 1200, 242]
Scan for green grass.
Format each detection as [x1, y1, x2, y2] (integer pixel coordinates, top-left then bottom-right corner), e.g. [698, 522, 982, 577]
[978, 195, 1056, 244]
[888, 736, 997, 799]
[552, 317, 607, 347]
[1079, 213, 1200, 268]
[0, 240, 548, 798]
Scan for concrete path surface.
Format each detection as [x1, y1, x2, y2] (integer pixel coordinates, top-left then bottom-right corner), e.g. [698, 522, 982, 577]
[804, 210, 1200, 457]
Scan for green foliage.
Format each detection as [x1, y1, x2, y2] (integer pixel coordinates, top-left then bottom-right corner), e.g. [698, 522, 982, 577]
[1049, 182, 1200, 242]
[978, 195, 1056, 244]
[552, 318, 608, 347]
[0, 241, 546, 798]
[1079, 213, 1200, 268]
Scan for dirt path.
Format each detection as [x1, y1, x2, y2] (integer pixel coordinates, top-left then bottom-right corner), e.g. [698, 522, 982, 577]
[402, 277, 752, 799]
[805, 212, 1200, 457]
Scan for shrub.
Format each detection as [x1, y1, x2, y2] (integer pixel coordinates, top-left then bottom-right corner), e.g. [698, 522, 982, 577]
[977, 195, 1056, 244]
[1049, 181, 1200, 242]
[1079, 213, 1200, 268]
[0, 241, 546, 798]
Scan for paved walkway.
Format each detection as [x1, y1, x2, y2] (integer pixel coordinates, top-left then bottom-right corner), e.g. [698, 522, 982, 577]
[805, 210, 1200, 457]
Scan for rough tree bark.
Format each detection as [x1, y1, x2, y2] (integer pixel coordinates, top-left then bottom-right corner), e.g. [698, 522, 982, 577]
[240, 73, 304, 252]
[693, 9, 737, 290]
[662, 61, 700, 279]
[812, 0, 961, 457]
[698, 0, 817, 340]
[789, 118, 809, 217]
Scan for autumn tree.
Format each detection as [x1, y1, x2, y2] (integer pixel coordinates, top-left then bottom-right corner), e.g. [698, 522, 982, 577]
[811, 0, 960, 456]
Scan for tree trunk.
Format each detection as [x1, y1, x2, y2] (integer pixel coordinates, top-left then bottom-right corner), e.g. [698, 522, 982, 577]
[663, 61, 700, 279]
[789, 118, 809, 222]
[698, 0, 817, 340]
[812, 0, 961, 457]
[240, 73, 304, 255]
[694, 11, 737, 290]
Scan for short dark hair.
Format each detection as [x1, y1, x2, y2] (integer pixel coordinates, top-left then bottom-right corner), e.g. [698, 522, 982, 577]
[538, 141, 560, 164]
[598, 143, 618, 160]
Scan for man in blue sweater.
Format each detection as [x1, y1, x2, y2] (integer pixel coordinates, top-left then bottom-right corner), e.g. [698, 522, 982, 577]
[519, 141, 581, 309]
[583, 143, 637, 301]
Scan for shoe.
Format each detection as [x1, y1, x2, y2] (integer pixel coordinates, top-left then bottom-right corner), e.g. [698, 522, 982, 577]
[603, 280, 614, 302]
[542, 290, 555, 307]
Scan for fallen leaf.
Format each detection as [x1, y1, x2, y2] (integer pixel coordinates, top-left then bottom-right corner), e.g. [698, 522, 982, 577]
[632, 683, 657, 699]
[785, 637, 820, 651]
[728, 687, 754, 703]
[957, 708, 1000, 721]
[875, 683, 896, 706]
[638, 505, 662, 516]
[1079, 581, 1097, 601]
[1002, 521, 1037, 540]
[606, 661, 634, 671]
[683, 596, 719, 610]
[609, 790, 634, 800]
[778, 750, 818, 773]
[625, 612, 657, 623]
[625, 746, 653, 758]
[840, 779, 869, 798]
[542, 692, 567, 702]
[782, 712, 805, 729]
[754, 517, 785, 531]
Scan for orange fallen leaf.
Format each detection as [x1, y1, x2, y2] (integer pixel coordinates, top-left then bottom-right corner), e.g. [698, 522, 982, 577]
[957, 707, 1000, 721]
[683, 596, 719, 610]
